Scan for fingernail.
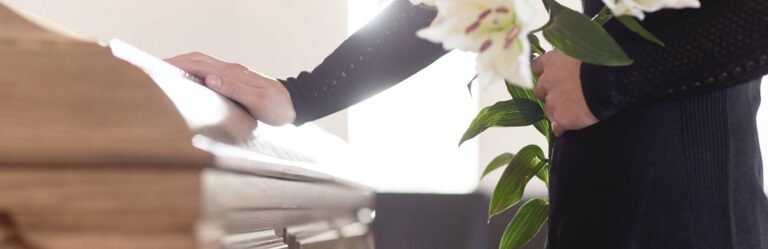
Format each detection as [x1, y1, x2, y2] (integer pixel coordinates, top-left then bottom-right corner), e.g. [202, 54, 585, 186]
[208, 76, 222, 89]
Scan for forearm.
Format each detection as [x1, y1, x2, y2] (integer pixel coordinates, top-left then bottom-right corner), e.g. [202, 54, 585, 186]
[280, 0, 448, 125]
[580, 0, 768, 120]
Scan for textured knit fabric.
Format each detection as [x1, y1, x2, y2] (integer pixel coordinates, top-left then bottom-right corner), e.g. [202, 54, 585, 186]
[279, 0, 446, 125]
[581, 0, 768, 120]
[548, 79, 767, 249]
[548, 1, 768, 248]
[278, 0, 768, 248]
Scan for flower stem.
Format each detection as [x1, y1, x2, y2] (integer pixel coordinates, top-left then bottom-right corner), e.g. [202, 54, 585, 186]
[592, 6, 613, 25]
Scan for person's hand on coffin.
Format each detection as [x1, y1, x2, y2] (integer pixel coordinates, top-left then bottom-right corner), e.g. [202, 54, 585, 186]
[166, 52, 296, 126]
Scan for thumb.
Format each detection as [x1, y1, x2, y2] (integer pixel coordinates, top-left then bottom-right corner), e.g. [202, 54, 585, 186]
[552, 121, 564, 137]
[205, 74, 238, 99]
[205, 74, 223, 90]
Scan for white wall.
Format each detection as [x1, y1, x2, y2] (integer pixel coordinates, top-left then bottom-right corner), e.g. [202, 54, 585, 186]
[8, 0, 766, 194]
[3, 0, 351, 139]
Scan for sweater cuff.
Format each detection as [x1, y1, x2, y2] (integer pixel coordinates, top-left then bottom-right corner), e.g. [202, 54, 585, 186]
[579, 63, 626, 121]
[278, 78, 309, 126]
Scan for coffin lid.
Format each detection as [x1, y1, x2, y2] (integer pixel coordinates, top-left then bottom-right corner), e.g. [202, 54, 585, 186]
[0, 2, 213, 165]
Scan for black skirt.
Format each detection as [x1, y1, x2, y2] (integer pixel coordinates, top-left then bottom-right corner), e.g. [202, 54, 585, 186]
[547, 78, 768, 249]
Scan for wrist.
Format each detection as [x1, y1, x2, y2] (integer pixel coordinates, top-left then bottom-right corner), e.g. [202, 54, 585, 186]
[579, 63, 623, 121]
[276, 78, 301, 125]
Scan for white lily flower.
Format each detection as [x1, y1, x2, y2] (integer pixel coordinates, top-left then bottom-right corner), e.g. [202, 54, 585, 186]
[604, 0, 701, 20]
[415, 0, 535, 89]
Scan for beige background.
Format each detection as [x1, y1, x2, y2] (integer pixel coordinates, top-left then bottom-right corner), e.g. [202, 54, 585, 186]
[5, 0, 766, 194]
[4, 0, 352, 138]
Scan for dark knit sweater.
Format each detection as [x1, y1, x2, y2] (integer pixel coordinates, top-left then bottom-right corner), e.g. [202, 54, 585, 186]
[281, 1, 445, 125]
[548, 1, 768, 248]
[280, 0, 768, 248]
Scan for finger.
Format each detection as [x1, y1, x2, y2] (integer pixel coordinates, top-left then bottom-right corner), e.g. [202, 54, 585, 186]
[551, 121, 564, 137]
[204, 74, 222, 89]
[166, 53, 225, 78]
[166, 52, 222, 66]
[534, 83, 547, 101]
[165, 53, 200, 68]
[205, 74, 240, 101]
[544, 99, 558, 135]
[166, 57, 217, 78]
[226, 63, 263, 88]
[531, 56, 545, 77]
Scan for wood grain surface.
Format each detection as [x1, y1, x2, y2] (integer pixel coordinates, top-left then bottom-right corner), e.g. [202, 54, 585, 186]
[0, 3, 212, 165]
[0, 166, 202, 231]
[0, 3, 375, 249]
[30, 231, 196, 249]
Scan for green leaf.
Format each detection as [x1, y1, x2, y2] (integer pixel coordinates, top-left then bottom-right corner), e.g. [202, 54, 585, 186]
[459, 99, 545, 146]
[542, 2, 633, 66]
[498, 198, 549, 249]
[591, 6, 613, 25]
[481, 153, 515, 180]
[467, 74, 478, 96]
[535, 163, 550, 188]
[505, 82, 540, 105]
[616, 16, 665, 47]
[528, 34, 546, 56]
[542, 0, 554, 11]
[534, 120, 551, 141]
[505, 82, 550, 140]
[489, 145, 546, 218]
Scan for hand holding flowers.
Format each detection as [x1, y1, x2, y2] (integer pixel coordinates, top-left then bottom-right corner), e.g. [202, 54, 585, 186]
[532, 51, 597, 136]
[411, 0, 701, 248]
[605, 0, 701, 19]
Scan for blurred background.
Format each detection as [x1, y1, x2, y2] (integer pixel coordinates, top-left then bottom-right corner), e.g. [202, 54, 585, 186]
[5, 0, 766, 248]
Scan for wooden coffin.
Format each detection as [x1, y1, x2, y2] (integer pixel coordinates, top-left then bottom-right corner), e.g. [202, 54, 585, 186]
[0, 3, 374, 249]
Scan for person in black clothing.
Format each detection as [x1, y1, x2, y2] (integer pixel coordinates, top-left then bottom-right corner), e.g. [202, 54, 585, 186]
[168, 0, 768, 248]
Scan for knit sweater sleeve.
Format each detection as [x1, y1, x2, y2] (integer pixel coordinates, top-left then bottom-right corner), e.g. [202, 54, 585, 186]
[279, 0, 448, 125]
[580, 0, 768, 120]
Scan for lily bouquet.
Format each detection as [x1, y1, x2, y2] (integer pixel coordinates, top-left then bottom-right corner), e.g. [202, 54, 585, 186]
[410, 0, 700, 248]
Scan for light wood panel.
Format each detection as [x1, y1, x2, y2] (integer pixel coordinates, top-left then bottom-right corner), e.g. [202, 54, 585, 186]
[31, 232, 195, 249]
[0, 3, 375, 248]
[0, 166, 202, 232]
[0, 3, 211, 165]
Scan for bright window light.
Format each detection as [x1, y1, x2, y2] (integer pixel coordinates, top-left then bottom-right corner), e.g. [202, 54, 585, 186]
[761, 76, 768, 194]
[347, 0, 479, 193]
